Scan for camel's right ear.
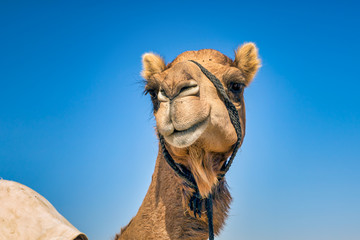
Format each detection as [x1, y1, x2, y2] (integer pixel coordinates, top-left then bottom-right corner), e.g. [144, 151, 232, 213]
[141, 53, 166, 79]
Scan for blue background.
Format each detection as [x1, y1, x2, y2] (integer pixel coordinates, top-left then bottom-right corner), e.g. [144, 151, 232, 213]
[1, 1, 359, 239]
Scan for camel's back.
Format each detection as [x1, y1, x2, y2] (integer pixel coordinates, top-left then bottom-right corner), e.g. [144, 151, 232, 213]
[0, 179, 87, 240]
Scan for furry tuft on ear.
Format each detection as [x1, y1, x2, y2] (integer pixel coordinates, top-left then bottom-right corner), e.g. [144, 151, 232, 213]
[234, 43, 261, 85]
[141, 53, 166, 79]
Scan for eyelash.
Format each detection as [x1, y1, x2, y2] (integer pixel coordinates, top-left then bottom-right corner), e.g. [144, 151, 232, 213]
[145, 89, 158, 99]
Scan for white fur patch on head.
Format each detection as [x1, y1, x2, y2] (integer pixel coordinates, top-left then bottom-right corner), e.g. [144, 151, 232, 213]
[234, 43, 261, 85]
[141, 52, 166, 79]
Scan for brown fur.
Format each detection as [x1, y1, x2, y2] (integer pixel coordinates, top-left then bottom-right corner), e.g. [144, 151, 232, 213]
[141, 53, 166, 79]
[234, 43, 261, 85]
[117, 151, 231, 240]
[116, 43, 260, 239]
[167, 144, 232, 198]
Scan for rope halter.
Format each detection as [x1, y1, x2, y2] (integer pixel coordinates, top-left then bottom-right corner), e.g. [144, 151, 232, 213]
[158, 60, 243, 240]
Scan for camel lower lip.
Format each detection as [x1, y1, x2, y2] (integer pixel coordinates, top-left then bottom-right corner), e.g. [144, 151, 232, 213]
[171, 119, 207, 136]
[164, 117, 210, 148]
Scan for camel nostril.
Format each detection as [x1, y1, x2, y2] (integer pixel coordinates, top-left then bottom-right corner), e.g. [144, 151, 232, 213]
[160, 80, 199, 100]
[179, 85, 196, 94]
[158, 89, 169, 102]
[160, 89, 167, 97]
[176, 83, 199, 99]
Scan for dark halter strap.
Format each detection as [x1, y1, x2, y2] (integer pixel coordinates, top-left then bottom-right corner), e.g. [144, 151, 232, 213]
[158, 60, 242, 240]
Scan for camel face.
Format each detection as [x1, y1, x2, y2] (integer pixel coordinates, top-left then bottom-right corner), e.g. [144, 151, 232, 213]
[153, 61, 240, 153]
[142, 44, 260, 197]
[143, 44, 260, 154]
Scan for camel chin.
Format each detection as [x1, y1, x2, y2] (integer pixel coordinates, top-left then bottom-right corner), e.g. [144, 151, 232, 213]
[164, 117, 210, 148]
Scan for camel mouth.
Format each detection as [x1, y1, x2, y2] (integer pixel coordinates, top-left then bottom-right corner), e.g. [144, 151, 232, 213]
[164, 117, 210, 148]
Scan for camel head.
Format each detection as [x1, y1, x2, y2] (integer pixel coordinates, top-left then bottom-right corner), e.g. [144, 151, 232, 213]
[142, 43, 260, 197]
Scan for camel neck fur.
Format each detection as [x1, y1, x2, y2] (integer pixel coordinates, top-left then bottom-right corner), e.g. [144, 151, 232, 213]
[116, 145, 232, 240]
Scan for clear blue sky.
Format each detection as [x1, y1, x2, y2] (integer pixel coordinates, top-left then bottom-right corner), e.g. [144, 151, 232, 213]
[1, 1, 359, 239]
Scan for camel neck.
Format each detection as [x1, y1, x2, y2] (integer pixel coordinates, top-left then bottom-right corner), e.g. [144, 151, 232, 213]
[117, 148, 232, 240]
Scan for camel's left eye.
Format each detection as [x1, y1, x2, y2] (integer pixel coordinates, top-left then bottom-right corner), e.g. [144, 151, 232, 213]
[229, 82, 244, 93]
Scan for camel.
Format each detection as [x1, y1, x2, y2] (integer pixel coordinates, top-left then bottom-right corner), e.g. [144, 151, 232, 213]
[116, 43, 260, 240]
[0, 179, 87, 240]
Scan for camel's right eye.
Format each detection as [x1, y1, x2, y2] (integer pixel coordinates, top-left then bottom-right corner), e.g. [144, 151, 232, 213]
[145, 89, 160, 112]
[146, 89, 157, 99]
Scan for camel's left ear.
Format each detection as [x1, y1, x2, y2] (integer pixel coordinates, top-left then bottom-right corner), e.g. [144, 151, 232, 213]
[141, 52, 166, 79]
[234, 43, 261, 86]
